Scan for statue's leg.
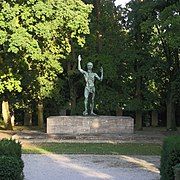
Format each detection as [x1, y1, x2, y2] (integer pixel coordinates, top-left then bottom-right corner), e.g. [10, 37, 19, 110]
[83, 87, 89, 115]
[90, 92, 96, 115]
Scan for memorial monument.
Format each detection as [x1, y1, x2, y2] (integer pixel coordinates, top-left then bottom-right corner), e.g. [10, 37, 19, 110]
[78, 55, 103, 116]
[47, 55, 134, 135]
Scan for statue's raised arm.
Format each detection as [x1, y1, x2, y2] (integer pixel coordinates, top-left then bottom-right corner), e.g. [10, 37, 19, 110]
[100, 67, 103, 81]
[78, 55, 86, 74]
[95, 67, 103, 81]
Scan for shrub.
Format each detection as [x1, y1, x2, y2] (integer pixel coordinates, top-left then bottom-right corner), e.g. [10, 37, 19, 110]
[160, 136, 180, 180]
[0, 138, 22, 158]
[0, 156, 24, 180]
[174, 163, 180, 180]
[174, 163, 180, 169]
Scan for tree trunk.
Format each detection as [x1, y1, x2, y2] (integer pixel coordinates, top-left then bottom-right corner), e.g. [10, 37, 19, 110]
[10, 109, 15, 127]
[68, 39, 77, 115]
[135, 75, 142, 130]
[37, 102, 44, 128]
[70, 86, 77, 115]
[116, 106, 123, 116]
[24, 107, 32, 126]
[151, 110, 158, 127]
[94, 0, 102, 53]
[59, 109, 66, 116]
[2, 99, 13, 130]
[135, 110, 142, 130]
[166, 96, 176, 130]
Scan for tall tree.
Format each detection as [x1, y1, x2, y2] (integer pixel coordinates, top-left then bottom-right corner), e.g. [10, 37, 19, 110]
[140, 0, 180, 130]
[121, 0, 154, 130]
[69, 0, 126, 115]
[0, 0, 92, 128]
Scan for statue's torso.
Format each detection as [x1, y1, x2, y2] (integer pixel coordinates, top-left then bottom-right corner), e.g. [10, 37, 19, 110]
[84, 72, 96, 87]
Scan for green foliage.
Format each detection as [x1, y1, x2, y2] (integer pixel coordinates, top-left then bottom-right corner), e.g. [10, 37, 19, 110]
[0, 139, 22, 158]
[0, 0, 179, 126]
[0, 156, 24, 180]
[72, 0, 126, 114]
[0, 0, 92, 93]
[96, 85, 120, 114]
[0, 0, 92, 123]
[139, 0, 180, 128]
[121, 0, 161, 112]
[140, 0, 180, 99]
[160, 136, 180, 180]
[0, 72, 22, 94]
[174, 163, 180, 169]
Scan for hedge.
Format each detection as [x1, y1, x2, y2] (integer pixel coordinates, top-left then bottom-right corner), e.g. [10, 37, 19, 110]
[160, 136, 180, 180]
[0, 138, 22, 158]
[0, 139, 24, 180]
[0, 156, 24, 180]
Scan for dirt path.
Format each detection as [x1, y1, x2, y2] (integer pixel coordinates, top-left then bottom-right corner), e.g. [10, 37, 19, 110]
[0, 127, 179, 144]
[23, 154, 160, 180]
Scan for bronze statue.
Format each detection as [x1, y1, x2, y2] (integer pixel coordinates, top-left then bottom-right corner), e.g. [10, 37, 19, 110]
[78, 55, 103, 115]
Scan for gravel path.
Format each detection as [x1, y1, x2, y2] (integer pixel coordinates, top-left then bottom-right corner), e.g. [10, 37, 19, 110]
[22, 154, 160, 180]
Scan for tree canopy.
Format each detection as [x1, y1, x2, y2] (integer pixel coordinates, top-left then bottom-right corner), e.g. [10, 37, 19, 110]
[0, 0, 92, 129]
[0, 0, 179, 130]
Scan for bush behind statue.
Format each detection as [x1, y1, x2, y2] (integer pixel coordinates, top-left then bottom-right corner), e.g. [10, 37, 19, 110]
[160, 136, 180, 180]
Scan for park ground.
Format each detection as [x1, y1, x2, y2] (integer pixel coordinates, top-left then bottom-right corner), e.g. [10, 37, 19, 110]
[22, 154, 160, 180]
[0, 127, 180, 180]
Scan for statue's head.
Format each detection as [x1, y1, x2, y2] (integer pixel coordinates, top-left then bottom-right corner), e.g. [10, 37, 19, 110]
[87, 62, 93, 70]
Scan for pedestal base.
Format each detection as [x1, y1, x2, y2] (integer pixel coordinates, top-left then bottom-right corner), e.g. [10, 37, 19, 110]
[47, 116, 134, 135]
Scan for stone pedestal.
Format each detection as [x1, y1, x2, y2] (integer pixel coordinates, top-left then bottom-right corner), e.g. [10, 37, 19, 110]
[47, 116, 134, 135]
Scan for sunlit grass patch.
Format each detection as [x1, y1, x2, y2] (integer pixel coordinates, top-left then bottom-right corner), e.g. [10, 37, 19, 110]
[22, 142, 162, 155]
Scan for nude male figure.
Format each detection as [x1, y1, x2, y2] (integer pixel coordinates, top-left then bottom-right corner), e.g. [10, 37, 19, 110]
[78, 55, 103, 115]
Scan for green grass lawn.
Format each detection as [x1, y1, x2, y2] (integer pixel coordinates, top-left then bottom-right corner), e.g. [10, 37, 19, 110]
[23, 143, 162, 155]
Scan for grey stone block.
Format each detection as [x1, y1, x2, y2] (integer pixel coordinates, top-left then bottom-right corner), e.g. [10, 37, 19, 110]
[47, 116, 134, 135]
